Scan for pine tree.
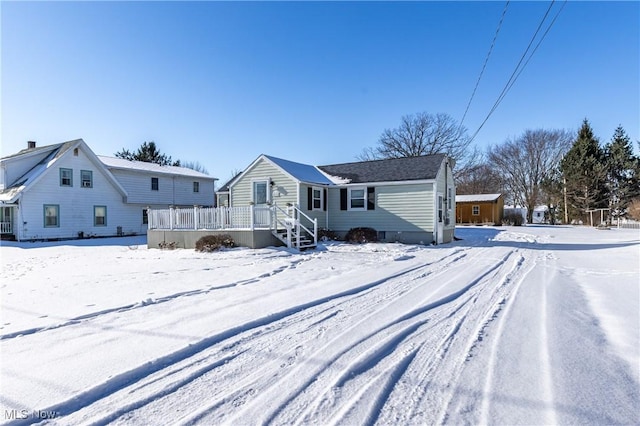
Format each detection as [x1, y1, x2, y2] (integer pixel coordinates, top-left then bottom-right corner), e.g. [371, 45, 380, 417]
[560, 119, 608, 223]
[605, 125, 640, 219]
[115, 141, 180, 166]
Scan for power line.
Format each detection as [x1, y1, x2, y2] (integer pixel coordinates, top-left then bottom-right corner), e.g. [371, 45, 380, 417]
[459, 1, 510, 129]
[469, 0, 567, 144]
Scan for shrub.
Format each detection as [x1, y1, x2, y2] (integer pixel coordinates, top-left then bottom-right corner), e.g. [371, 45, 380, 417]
[195, 234, 235, 252]
[345, 227, 378, 244]
[318, 228, 339, 241]
[502, 211, 524, 226]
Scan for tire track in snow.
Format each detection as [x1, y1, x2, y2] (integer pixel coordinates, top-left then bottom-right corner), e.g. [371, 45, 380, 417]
[218, 248, 508, 425]
[32, 257, 442, 425]
[478, 252, 536, 425]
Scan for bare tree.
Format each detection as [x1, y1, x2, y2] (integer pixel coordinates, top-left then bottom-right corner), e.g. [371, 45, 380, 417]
[489, 129, 572, 223]
[181, 160, 209, 175]
[358, 112, 471, 166]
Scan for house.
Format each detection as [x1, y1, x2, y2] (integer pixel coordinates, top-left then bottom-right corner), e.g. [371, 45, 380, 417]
[148, 153, 456, 249]
[455, 193, 504, 225]
[0, 139, 216, 241]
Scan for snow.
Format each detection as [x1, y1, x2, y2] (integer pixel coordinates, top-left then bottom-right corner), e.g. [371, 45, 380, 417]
[1, 226, 639, 425]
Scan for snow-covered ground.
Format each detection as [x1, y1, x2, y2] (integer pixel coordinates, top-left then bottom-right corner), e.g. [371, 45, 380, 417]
[1, 226, 638, 425]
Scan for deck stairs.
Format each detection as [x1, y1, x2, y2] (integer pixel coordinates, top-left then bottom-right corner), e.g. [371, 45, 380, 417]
[271, 204, 317, 250]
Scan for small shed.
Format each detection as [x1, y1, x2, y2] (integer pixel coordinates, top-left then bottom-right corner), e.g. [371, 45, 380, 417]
[456, 193, 504, 225]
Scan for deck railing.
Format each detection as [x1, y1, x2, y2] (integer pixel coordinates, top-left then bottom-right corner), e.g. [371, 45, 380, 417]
[148, 205, 272, 231]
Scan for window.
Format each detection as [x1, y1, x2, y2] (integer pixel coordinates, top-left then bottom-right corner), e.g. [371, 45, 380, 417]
[142, 209, 148, 225]
[81, 170, 93, 188]
[253, 180, 268, 205]
[44, 205, 59, 227]
[193, 181, 200, 193]
[312, 187, 322, 210]
[151, 177, 159, 191]
[448, 188, 452, 209]
[438, 195, 444, 223]
[472, 205, 480, 216]
[60, 168, 73, 187]
[349, 188, 366, 210]
[94, 206, 107, 226]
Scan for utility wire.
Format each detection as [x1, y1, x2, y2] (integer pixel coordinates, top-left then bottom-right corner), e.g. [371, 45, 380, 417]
[459, 0, 510, 129]
[469, 0, 566, 143]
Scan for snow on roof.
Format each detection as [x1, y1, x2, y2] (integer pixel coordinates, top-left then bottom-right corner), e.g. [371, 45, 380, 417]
[455, 193, 502, 203]
[98, 156, 214, 179]
[264, 155, 335, 185]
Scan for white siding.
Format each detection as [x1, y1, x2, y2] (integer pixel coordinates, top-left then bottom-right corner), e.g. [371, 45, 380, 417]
[435, 159, 456, 231]
[16, 148, 130, 240]
[109, 169, 215, 206]
[231, 158, 298, 207]
[327, 183, 434, 233]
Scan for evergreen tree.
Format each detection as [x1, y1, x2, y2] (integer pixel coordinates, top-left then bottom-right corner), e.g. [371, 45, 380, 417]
[604, 125, 640, 219]
[560, 119, 608, 223]
[115, 141, 180, 166]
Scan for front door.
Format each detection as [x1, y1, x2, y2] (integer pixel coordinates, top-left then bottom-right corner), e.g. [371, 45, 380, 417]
[437, 194, 444, 244]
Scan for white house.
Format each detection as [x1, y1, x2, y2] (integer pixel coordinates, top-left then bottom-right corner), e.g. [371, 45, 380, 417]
[0, 139, 216, 241]
[148, 153, 456, 249]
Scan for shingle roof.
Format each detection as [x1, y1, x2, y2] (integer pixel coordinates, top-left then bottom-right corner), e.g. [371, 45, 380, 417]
[318, 154, 446, 184]
[456, 193, 502, 203]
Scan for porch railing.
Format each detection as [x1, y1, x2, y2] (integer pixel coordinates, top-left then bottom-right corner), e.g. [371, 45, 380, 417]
[0, 222, 11, 234]
[148, 205, 272, 231]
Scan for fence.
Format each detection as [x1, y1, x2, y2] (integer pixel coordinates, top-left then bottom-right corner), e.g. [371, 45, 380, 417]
[148, 206, 272, 231]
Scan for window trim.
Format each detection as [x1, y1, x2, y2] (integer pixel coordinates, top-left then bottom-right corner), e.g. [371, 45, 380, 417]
[348, 187, 367, 211]
[60, 168, 73, 187]
[81, 170, 93, 188]
[43, 204, 60, 228]
[193, 181, 200, 193]
[94, 205, 107, 226]
[312, 186, 323, 211]
[151, 177, 159, 191]
[472, 205, 480, 216]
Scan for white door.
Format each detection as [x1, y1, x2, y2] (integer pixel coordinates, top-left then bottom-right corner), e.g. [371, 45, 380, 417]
[437, 194, 444, 244]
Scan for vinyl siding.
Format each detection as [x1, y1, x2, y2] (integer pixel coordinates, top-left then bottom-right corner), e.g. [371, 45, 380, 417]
[327, 183, 434, 233]
[300, 184, 328, 229]
[109, 169, 214, 206]
[16, 148, 131, 240]
[231, 158, 298, 207]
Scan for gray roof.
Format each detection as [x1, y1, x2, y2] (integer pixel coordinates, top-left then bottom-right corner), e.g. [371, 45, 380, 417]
[318, 154, 446, 184]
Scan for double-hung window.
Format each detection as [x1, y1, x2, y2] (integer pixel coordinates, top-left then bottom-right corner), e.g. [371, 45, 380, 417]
[60, 168, 73, 187]
[312, 187, 322, 210]
[472, 205, 480, 216]
[151, 177, 159, 191]
[44, 205, 60, 227]
[94, 206, 107, 226]
[349, 188, 366, 210]
[81, 170, 93, 188]
[193, 181, 200, 193]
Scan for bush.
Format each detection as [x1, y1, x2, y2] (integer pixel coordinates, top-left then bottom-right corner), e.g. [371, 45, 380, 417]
[318, 228, 339, 241]
[502, 211, 524, 226]
[345, 227, 378, 244]
[195, 234, 234, 252]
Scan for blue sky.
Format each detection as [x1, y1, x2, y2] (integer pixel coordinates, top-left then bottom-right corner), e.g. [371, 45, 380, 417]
[2, 1, 638, 184]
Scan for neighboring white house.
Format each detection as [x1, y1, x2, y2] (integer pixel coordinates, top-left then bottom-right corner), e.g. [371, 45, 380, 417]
[0, 139, 216, 241]
[210, 153, 456, 245]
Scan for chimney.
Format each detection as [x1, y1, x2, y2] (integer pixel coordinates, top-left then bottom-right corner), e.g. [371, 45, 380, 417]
[27, 141, 36, 149]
